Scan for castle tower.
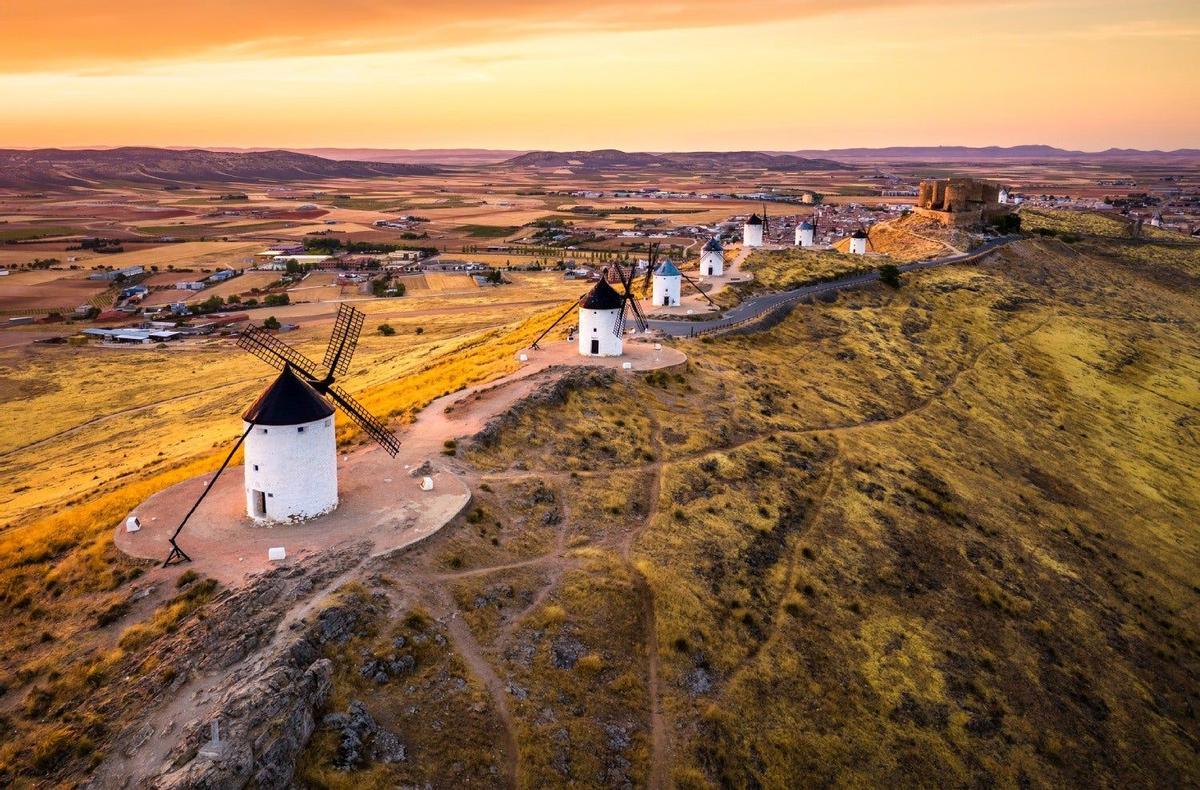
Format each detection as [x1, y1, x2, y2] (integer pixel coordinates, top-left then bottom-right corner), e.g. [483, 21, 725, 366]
[578, 278, 624, 357]
[700, 237, 725, 277]
[242, 366, 338, 523]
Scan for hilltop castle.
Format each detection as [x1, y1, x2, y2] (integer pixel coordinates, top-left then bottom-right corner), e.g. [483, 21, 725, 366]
[915, 177, 1009, 226]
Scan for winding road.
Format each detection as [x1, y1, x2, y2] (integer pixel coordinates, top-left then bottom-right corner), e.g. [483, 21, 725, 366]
[647, 235, 1017, 337]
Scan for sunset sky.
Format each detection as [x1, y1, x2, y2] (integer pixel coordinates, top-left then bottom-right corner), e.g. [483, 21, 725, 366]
[4, 0, 1198, 151]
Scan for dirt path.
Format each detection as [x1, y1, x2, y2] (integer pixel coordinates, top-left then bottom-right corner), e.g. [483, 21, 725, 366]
[619, 405, 671, 789]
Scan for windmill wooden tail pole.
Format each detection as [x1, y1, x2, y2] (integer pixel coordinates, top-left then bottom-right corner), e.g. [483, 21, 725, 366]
[163, 421, 255, 567]
[163, 304, 398, 566]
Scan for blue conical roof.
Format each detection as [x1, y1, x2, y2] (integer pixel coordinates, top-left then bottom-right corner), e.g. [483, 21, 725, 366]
[799, 221, 813, 230]
[654, 260, 681, 277]
[702, 237, 723, 252]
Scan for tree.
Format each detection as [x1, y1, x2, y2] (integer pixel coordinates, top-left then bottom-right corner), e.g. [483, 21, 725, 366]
[262, 315, 281, 330]
[226, 294, 241, 304]
[879, 264, 902, 288]
[377, 323, 396, 336]
[263, 293, 289, 307]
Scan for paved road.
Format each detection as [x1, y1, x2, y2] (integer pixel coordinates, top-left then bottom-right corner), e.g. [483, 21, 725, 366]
[647, 236, 1017, 337]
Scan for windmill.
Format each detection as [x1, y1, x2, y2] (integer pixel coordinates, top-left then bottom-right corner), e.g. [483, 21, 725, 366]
[762, 201, 770, 243]
[163, 303, 399, 566]
[529, 260, 649, 354]
[641, 242, 718, 309]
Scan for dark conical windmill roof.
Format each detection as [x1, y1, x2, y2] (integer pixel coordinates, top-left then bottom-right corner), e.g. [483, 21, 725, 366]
[746, 213, 763, 226]
[702, 237, 723, 252]
[243, 365, 334, 425]
[799, 221, 814, 230]
[581, 277, 624, 310]
[851, 229, 868, 239]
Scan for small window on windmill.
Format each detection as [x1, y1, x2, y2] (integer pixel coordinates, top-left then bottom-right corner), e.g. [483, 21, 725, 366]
[261, 428, 268, 434]
[297, 426, 305, 433]
[324, 419, 330, 427]
[253, 464, 259, 471]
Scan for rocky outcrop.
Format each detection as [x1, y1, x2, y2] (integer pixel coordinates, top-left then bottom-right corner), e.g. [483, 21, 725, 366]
[151, 585, 384, 788]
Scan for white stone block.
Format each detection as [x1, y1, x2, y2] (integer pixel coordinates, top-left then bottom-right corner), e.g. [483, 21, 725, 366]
[622, 362, 633, 370]
[268, 546, 286, 561]
[518, 353, 529, 362]
[420, 476, 434, 491]
[125, 516, 141, 533]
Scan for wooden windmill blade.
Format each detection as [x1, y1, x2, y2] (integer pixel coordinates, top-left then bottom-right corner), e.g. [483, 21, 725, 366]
[327, 384, 401, 457]
[627, 291, 649, 332]
[237, 326, 324, 381]
[323, 303, 365, 377]
[642, 242, 658, 289]
[613, 300, 627, 338]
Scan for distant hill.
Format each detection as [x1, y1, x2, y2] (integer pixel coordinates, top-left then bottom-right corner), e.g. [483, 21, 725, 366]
[0, 147, 439, 188]
[785, 145, 1200, 162]
[503, 149, 850, 171]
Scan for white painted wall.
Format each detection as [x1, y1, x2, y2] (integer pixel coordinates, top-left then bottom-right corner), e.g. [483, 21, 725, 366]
[796, 227, 814, 247]
[849, 236, 868, 255]
[652, 274, 681, 306]
[578, 307, 623, 356]
[700, 249, 725, 277]
[243, 414, 338, 523]
[743, 222, 764, 248]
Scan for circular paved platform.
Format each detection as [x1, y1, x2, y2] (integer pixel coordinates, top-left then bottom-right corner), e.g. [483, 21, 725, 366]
[116, 337, 687, 585]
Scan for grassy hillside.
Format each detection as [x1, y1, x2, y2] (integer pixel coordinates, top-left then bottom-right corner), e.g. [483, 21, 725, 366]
[2, 233, 1198, 785]
[297, 236, 1200, 786]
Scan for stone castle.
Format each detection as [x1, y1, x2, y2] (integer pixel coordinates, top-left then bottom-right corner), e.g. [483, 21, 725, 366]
[915, 177, 1008, 226]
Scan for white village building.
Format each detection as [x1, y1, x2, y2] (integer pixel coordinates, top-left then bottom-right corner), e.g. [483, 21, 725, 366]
[578, 278, 625, 357]
[700, 237, 725, 277]
[241, 366, 338, 523]
[743, 214, 764, 248]
[651, 260, 682, 307]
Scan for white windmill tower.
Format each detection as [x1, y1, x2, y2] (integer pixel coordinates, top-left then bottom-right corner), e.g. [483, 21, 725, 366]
[848, 228, 869, 255]
[162, 305, 401, 565]
[700, 237, 725, 277]
[998, 187, 1010, 205]
[1150, 212, 1163, 228]
[577, 277, 626, 356]
[241, 366, 338, 522]
[651, 259, 682, 307]
[743, 213, 764, 248]
[795, 220, 815, 247]
[530, 260, 650, 358]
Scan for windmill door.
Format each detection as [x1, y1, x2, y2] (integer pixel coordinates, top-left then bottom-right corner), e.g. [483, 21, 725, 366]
[252, 490, 266, 518]
[590, 338, 599, 354]
[707, 266, 713, 275]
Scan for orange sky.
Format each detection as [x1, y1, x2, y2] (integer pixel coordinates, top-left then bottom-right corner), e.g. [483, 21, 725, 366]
[3, 0, 1198, 150]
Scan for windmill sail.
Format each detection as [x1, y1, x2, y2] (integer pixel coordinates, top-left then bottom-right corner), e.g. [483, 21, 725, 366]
[327, 385, 401, 457]
[237, 326, 323, 380]
[323, 303, 365, 377]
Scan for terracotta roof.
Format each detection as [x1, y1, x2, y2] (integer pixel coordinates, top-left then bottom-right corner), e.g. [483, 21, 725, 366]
[243, 365, 334, 426]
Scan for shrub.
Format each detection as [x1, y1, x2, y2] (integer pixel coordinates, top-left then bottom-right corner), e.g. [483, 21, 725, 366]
[879, 264, 902, 288]
[377, 323, 396, 336]
[262, 316, 280, 330]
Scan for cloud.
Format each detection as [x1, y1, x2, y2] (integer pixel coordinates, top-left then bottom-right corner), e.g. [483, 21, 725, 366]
[1, 0, 983, 74]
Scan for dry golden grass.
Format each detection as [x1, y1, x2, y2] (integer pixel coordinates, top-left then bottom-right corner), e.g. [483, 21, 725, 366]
[419, 237, 1200, 787]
